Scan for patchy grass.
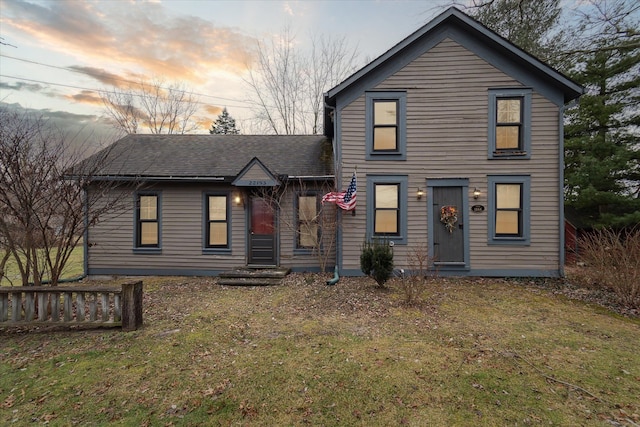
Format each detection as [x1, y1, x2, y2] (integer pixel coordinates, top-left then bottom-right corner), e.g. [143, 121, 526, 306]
[1, 275, 639, 426]
[0, 246, 84, 286]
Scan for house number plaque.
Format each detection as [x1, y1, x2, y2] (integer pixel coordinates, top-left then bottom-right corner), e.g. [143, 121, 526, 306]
[471, 205, 485, 213]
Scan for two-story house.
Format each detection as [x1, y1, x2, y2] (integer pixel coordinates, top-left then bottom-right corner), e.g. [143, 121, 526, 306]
[80, 7, 582, 279]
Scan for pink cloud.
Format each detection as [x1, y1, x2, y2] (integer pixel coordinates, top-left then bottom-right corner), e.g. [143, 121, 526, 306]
[67, 66, 145, 89]
[2, 0, 255, 85]
[203, 104, 223, 116]
[65, 90, 104, 106]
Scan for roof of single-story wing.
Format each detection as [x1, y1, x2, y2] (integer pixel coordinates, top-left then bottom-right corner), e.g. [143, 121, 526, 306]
[75, 134, 334, 181]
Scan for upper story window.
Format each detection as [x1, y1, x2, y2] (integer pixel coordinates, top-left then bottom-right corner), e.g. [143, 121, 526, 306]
[488, 88, 532, 159]
[135, 192, 160, 251]
[366, 92, 407, 160]
[297, 194, 318, 250]
[496, 98, 522, 150]
[488, 175, 531, 245]
[373, 100, 398, 151]
[205, 194, 230, 250]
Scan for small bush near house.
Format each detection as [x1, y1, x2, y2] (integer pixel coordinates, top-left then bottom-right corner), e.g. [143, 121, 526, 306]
[399, 243, 433, 305]
[360, 238, 394, 288]
[572, 227, 640, 310]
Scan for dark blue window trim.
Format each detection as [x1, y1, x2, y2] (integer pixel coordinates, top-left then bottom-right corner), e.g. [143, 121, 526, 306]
[133, 191, 161, 254]
[488, 88, 532, 160]
[294, 191, 320, 254]
[366, 175, 408, 244]
[488, 175, 531, 245]
[203, 192, 232, 254]
[365, 91, 407, 160]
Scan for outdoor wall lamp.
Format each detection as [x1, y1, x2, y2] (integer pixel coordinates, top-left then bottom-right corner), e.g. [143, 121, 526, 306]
[234, 193, 243, 206]
[473, 187, 481, 199]
[417, 188, 424, 200]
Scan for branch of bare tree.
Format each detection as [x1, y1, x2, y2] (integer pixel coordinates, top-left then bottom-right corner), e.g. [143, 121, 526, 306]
[101, 78, 200, 134]
[1, 107, 136, 285]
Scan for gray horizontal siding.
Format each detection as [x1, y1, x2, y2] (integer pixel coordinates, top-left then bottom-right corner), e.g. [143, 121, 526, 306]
[339, 38, 561, 275]
[87, 182, 330, 276]
[87, 184, 245, 274]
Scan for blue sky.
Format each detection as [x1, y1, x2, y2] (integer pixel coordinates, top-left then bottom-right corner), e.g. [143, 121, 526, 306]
[0, 0, 454, 137]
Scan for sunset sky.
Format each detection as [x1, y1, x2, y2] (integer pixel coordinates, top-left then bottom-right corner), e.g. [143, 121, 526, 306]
[0, 0, 456, 140]
[0, 0, 615, 143]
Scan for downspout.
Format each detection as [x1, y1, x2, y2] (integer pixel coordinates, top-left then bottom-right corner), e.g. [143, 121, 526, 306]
[326, 265, 339, 286]
[325, 101, 341, 284]
[559, 99, 578, 278]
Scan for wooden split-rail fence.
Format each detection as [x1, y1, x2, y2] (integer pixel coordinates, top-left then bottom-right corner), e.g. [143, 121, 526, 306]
[0, 280, 143, 331]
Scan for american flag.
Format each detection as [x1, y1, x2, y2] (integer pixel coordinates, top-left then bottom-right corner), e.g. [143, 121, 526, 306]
[322, 171, 357, 211]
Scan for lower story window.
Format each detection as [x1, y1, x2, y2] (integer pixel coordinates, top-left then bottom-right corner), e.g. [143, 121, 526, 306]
[374, 184, 399, 235]
[366, 175, 407, 244]
[488, 175, 530, 245]
[136, 193, 159, 248]
[495, 183, 523, 236]
[206, 194, 229, 248]
[297, 194, 318, 249]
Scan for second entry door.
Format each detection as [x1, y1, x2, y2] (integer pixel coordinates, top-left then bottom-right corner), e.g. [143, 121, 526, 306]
[249, 197, 276, 265]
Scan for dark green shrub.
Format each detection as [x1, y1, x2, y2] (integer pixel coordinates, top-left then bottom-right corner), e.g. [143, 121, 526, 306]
[360, 238, 394, 288]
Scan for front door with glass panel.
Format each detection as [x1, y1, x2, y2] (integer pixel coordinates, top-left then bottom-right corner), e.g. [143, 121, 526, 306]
[249, 196, 276, 265]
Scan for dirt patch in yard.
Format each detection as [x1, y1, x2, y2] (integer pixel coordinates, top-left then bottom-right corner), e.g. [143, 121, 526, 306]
[508, 274, 639, 318]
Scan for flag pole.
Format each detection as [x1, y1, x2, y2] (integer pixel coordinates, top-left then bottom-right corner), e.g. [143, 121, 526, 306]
[352, 165, 357, 216]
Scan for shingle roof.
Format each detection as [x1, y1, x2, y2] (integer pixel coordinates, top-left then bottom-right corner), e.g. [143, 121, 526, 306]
[80, 134, 333, 181]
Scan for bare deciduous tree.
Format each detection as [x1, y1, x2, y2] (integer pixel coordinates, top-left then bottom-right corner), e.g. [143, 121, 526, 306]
[256, 178, 338, 273]
[306, 35, 360, 134]
[101, 78, 200, 134]
[101, 89, 141, 135]
[0, 107, 132, 285]
[244, 28, 360, 135]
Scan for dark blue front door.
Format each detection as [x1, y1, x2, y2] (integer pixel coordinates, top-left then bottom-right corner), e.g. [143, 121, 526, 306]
[432, 186, 464, 264]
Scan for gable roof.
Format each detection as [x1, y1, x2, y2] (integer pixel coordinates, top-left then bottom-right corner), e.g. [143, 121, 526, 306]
[80, 134, 333, 182]
[232, 157, 280, 187]
[324, 7, 583, 135]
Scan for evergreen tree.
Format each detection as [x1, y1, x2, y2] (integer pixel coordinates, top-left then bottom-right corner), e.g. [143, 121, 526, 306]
[469, 0, 639, 228]
[564, 1, 640, 228]
[209, 107, 240, 134]
[469, 0, 569, 68]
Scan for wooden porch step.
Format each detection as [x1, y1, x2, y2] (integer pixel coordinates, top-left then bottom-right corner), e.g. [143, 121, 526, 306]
[217, 277, 284, 286]
[218, 267, 290, 286]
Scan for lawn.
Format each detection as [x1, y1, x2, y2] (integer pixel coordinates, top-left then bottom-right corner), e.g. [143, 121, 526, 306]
[1, 275, 639, 426]
[0, 246, 84, 286]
